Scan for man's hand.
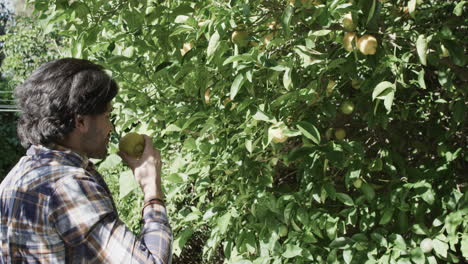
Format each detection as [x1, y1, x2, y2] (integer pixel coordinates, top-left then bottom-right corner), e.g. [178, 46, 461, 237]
[118, 135, 163, 201]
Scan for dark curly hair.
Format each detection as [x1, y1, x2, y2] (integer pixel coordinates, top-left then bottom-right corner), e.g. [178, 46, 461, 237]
[14, 58, 119, 148]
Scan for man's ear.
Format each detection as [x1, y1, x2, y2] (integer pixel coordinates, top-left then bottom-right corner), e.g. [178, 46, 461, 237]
[74, 114, 89, 132]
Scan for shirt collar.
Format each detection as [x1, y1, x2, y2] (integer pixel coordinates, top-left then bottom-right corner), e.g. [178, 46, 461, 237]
[27, 144, 91, 169]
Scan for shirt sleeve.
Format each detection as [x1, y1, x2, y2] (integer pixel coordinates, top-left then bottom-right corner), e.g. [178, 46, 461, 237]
[48, 173, 172, 263]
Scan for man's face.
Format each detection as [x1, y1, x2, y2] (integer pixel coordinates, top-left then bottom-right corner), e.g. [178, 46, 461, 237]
[81, 105, 114, 159]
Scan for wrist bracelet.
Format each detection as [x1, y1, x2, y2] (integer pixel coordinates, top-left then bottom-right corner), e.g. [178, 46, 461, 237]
[141, 198, 165, 219]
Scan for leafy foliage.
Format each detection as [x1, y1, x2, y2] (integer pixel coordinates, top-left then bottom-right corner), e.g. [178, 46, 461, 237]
[0, 15, 61, 87]
[26, 0, 468, 263]
[0, 12, 61, 179]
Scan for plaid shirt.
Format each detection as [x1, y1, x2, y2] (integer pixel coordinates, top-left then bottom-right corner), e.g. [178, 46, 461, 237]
[0, 145, 172, 263]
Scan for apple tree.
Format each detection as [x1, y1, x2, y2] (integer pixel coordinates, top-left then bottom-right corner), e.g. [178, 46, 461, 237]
[29, 0, 467, 263]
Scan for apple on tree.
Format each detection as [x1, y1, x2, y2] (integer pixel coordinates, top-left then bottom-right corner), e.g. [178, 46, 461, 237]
[343, 32, 357, 52]
[351, 79, 361, 90]
[231, 31, 249, 47]
[357, 34, 378, 55]
[269, 122, 289, 143]
[263, 33, 275, 46]
[340, 100, 355, 115]
[204, 88, 211, 104]
[334, 128, 346, 140]
[326, 80, 336, 96]
[420, 238, 433, 253]
[342, 13, 356, 31]
[180, 42, 193, 56]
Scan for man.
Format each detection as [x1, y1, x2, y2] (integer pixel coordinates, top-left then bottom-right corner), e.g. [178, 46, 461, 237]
[0, 58, 172, 263]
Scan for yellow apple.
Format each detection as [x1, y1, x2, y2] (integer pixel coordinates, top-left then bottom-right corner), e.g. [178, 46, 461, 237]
[351, 79, 361, 90]
[263, 33, 275, 46]
[223, 97, 232, 106]
[180, 42, 193, 56]
[342, 13, 356, 32]
[119, 132, 145, 158]
[326, 80, 336, 96]
[231, 31, 249, 47]
[269, 122, 288, 143]
[357, 34, 378, 55]
[334, 128, 346, 140]
[441, 44, 449, 57]
[343, 32, 357, 52]
[204, 88, 211, 104]
[268, 21, 278, 30]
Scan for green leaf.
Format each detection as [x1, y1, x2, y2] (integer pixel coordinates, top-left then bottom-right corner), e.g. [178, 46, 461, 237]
[366, 0, 377, 25]
[253, 110, 276, 123]
[207, 31, 220, 58]
[360, 183, 376, 201]
[410, 248, 425, 264]
[245, 139, 253, 153]
[397, 258, 412, 264]
[281, 5, 294, 36]
[379, 207, 394, 225]
[163, 124, 182, 134]
[453, 1, 465, 16]
[336, 193, 354, 206]
[372, 81, 394, 100]
[230, 74, 246, 100]
[421, 189, 435, 205]
[282, 244, 303, 258]
[371, 232, 388, 248]
[166, 173, 185, 184]
[416, 35, 428, 66]
[461, 234, 468, 259]
[119, 170, 139, 199]
[408, 0, 417, 17]
[283, 67, 292, 90]
[427, 256, 438, 264]
[329, 237, 353, 249]
[218, 211, 232, 234]
[343, 249, 353, 264]
[372, 81, 396, 113]
[297, 121, 321, 145]
[312, 30, 331, 36]
[433, 239, 448, 258]
[173, 228, 194, 256]
[418, 69, 426, 89]
[223, 54, 254, 65]
[391, 234, 407, 251]
[98, 154, 121, 170]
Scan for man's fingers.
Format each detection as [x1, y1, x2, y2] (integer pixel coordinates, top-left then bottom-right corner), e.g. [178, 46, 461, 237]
[118, 151, 135, 167]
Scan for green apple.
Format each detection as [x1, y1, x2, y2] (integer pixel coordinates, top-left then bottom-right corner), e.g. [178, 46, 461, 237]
[119, 132, 145, 158]
[231, 31, 249, 47]
[334, 128, 346, 140]
[353, 179, 363, 188]
[420, 238, 433, 253]
[340, 100, 355, 115]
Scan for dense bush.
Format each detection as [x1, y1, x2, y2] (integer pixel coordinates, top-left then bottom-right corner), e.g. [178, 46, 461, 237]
[23, 0, 468, 263]
[0, 11, 61, 179]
